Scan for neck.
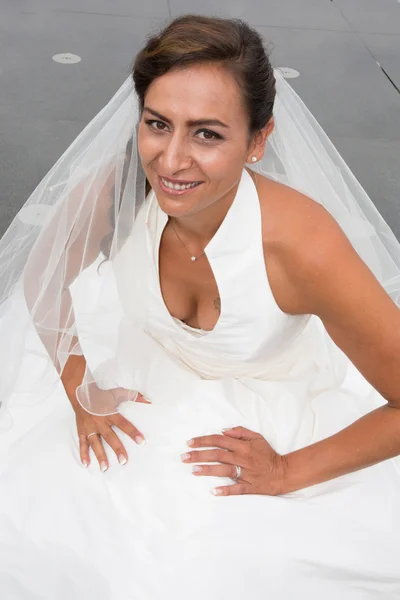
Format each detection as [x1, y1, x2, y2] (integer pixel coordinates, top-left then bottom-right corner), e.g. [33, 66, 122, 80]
[168, 178, 241, 246]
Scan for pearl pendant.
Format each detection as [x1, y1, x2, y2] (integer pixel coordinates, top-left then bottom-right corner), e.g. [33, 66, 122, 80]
[191, 256, 196, 262]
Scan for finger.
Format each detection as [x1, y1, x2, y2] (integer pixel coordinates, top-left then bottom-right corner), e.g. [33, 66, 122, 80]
[110, 413, 146, 445]
[212, 483, 251, 496]
[221, 426, 262, 440]
[78, 432, 90, 467]
[187, 434, 237, 451]
[88, 434, 109, 472]
[136, 393, 152, 405]
[191, 463, 243, 479]
[101, 427, 128, 466]
[181, 449, 233, 465]
[115, 389, 151, 405]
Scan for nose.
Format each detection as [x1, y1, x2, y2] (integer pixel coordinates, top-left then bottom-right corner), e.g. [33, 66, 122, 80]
[159, 132, 192, 175]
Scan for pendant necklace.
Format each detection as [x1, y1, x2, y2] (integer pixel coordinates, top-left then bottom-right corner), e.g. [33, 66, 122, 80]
[169, 169, 257, 262]
[170, 220, 205, 262]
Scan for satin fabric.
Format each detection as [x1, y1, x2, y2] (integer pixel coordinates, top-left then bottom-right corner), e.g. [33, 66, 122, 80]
[1, 169, 400, 599]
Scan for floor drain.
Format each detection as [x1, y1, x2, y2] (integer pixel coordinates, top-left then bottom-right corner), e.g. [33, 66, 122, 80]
[52, 53, 81, 64]
[277, 67, 300, 79]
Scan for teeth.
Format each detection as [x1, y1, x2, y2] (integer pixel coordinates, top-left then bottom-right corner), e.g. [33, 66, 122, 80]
[161, 177, 199, 191]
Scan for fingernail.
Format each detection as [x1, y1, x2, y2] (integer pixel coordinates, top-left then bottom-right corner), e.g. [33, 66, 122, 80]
[135, 436, 146, 445]
[192, 465, 202, 473]
[213, 488, 223, 495]
[118, 454, 127, 466]
[181, 453, 191, 462]
[186, 438, 194, 446]
[82, 460, 88, 468]
[222, 428, 233, 432]
[100, 461, 108, 472]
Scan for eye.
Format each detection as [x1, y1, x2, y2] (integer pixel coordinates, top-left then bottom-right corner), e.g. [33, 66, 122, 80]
[145, 119, 169, 132]
[196, 129, 223, 141]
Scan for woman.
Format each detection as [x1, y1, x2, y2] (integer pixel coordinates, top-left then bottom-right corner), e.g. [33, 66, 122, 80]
[0, 14, 400, 599]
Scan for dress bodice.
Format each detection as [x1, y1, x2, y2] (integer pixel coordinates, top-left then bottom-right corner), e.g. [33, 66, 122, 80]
[139, 168, 311, 378]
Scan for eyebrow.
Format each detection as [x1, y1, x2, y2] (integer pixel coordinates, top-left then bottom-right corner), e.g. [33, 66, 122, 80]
[143, 107, 229, 129]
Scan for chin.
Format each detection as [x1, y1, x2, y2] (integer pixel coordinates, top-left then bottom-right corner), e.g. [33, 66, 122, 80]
[156, 195, 199, 218]
[152, 178, 206, 218]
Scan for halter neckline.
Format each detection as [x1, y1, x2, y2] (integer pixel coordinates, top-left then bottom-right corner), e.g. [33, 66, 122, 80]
[145, 168, 257, 339]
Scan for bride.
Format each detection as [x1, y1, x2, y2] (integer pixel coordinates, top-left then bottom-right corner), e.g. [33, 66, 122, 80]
[1, 14, 400, 599]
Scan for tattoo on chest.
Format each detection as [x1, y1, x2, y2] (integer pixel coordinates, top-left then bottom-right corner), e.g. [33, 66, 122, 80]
[214, 297, 221, 314]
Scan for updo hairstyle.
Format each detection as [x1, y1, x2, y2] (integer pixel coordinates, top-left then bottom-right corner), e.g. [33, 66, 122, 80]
[132, 14, 276, 136]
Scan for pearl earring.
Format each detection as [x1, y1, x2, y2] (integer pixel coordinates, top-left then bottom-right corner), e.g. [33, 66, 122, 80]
[251, 157, 257, 163]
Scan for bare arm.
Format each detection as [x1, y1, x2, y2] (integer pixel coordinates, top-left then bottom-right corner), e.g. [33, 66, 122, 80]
[270, 194, 400, 492]
[23, 173, 114, 376]
[22, 174, 147, 469]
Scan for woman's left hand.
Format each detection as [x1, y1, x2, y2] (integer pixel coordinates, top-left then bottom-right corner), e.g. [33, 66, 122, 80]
[181, 426, 288, 496]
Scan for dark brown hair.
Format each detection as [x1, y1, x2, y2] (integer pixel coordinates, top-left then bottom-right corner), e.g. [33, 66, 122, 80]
[132, 14, 276, 136]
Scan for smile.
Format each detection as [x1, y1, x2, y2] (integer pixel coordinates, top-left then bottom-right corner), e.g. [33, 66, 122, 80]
[159, 176, 203, 195]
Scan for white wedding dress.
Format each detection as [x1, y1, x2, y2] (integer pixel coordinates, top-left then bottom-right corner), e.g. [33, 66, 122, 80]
[1, 168, 400, 599]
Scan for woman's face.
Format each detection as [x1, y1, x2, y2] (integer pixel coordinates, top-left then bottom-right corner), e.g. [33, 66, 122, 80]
[138, 63, 272, 219]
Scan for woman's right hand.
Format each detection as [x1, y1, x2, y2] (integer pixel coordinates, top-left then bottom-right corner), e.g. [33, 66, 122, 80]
[61, 356, 150, 470]
[74, 389, 151, 471]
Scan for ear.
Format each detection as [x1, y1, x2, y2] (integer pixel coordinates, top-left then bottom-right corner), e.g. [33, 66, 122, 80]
[246, 117, 275, 164]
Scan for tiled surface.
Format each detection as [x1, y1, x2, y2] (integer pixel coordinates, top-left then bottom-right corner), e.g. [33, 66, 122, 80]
[2, 0, 170, 18]
[359, 32, 400, 91]
[333, 0, 400, 35]
[257, 25, 400, 141]
[0, 11, 164, 123]
[0, 0, 399, 242]
[169, 0, 351, 31]
[0, 117, 83, 234]
[332, 136, 400, 240]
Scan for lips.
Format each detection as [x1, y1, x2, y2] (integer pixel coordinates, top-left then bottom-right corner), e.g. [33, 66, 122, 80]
[158, 175, 203, 196]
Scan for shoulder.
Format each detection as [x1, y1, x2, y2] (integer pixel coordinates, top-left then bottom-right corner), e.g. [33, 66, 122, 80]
[255, 174, 360, 316]
[256, 175, 324, 239]
[254, 175, 400, 406]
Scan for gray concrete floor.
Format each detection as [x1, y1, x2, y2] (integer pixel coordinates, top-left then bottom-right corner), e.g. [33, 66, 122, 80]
[1, 1, 399, 238]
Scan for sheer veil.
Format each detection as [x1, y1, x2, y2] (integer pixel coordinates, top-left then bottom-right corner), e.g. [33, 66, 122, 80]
[0, 68, 399, 429]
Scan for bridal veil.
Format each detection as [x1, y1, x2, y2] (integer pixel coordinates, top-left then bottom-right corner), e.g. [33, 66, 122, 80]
[0, 68, 399, 427]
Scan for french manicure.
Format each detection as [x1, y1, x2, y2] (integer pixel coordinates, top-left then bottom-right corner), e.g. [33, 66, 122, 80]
[192, 465, 202, 473]
[135, 436, 146, 445]
[118, 454, 127, 466]
[82, 460, 88, 468]
[100, 461, 108, 472]
[181, 453, 191, 462]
